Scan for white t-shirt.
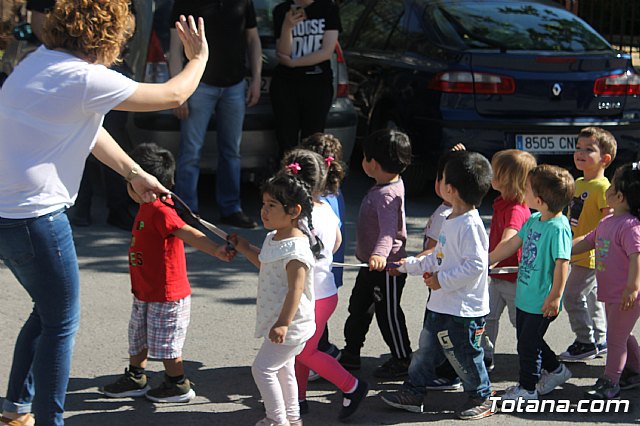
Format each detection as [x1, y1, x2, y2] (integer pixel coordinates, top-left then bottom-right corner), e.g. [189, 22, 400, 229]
[256, 231, 316, 346]
[400, 209, 489, 317]
[311, 201, 340, 300]
[0, 46, 138, 218]
[423, 202, 452, 249]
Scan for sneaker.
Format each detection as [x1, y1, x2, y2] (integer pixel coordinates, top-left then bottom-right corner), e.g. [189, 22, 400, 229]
[619, 367, 640, 390]
[559, 341, 598, 362]
[536, 364, 572, 395]
[323, 343, 342, 359]
[102, 368, 150, 398]
[484, 357, 495, 373]
[425, 377, 462, 391]
[380, 387, 424, 413]
[596, 342, 608, 356]
[374, 357, 410, 379]
[458, 396, 496, 420]
[338, 380, 369, 420]
[145, 377, 196, 403]
[309, 345, 341, 381]
[502, 384, 538, 402]
[585, 377, 620, 399]
[338, 350, 361, 370]
[254, 418, 289, 426]
[220, 212, 258, 229]
[299, 400, 309, 415]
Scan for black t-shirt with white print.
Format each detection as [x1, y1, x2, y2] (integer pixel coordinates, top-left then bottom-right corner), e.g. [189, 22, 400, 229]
[273, 0, 341, 79]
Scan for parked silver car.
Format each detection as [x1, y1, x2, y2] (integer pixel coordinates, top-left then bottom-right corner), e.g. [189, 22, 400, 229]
[127, 0, 358, 181]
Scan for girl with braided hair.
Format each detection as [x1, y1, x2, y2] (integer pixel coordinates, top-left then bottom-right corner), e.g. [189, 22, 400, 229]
[230, 172, 320, 426]
[280, 149, 368, 421]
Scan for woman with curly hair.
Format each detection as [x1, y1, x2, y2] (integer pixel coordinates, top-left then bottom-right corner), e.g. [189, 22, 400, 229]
[0, 1, 209, 425]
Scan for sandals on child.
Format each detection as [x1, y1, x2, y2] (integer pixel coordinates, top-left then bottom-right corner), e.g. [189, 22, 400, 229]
[0, 414, 35, 426]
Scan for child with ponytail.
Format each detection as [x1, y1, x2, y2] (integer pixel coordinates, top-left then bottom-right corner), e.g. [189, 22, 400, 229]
[230, 172, 322, 426]
[281, 149, 368, 421]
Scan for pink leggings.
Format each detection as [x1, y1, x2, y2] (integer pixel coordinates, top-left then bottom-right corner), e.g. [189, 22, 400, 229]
[604, 302, 640, 383]
[295, 294, 357, 400]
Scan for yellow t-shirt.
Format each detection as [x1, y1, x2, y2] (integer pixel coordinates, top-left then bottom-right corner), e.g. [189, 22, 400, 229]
[567, 176, 610, 268]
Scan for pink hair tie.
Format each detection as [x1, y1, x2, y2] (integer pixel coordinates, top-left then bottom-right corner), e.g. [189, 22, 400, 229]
[286, 162, 301, 174]
[324, 155, 334, 167]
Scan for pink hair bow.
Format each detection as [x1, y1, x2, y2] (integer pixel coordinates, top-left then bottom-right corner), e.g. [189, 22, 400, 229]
[286, 162, 301, 174]
[324, 155, 334, 167]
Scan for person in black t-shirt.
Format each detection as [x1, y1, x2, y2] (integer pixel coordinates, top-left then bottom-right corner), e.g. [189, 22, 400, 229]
[271, 0, 341, 160]
[169, 0, 263, 229]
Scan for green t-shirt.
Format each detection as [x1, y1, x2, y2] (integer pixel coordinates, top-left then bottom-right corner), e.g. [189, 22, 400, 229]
[515, 212, 572, 314]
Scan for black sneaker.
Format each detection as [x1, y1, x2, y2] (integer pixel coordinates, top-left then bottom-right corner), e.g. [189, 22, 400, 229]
[220, 212, 258, 229]
[559, 341, 598, 362]
[339, 350, 361, 370]
[374, 357, 410, 379]
[299, 399, 309, 415]
[145, 377, 196, 403]
[484, 357, 495, 373]
[619, 367, 640, 390]
[458, 396, 496, 420]
[102, 368, 150, 398]
[338, 380, 369, 420]
[380, 387, 424, 413]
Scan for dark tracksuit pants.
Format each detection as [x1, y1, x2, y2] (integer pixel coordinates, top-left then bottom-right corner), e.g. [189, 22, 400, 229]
[269, 73, 333, 161]
[344, 268, 412, 360]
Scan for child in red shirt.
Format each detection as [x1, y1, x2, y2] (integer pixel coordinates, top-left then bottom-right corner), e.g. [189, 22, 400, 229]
[102, 143, 233, 403]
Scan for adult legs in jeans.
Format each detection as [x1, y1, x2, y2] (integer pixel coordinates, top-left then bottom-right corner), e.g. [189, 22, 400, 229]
[564, 265, 606, 344]
[213, 80, 245, 217]
[0, 210, 81, 426]
[604, 302, 640, 383]
[175, 81, 246, 216]
[483, 279, 517, 360]
[252, 340, 305, 424]
[516, 309, 560, 391]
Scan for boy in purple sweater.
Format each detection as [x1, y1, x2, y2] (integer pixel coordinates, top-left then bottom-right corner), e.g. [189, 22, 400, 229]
[340, 129, 413, 379]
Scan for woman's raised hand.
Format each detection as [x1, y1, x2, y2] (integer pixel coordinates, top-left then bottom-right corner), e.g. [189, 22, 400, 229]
[175, 15, 208, 62]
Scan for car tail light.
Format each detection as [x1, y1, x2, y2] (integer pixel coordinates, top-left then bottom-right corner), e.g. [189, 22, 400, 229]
[429, 71, 515, 94]
[334, 42, 349, 98]
[593, 71, 640, 95]
[144, 31, 169, 84]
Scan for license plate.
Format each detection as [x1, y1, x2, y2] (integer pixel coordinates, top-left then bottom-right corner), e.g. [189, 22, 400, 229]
[515, 134, 577, 154]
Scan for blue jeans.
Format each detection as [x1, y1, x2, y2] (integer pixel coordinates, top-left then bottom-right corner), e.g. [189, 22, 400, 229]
[174, 80, 246, 215]
[405, 310, 491, 400]
[0, 209, 81, 426]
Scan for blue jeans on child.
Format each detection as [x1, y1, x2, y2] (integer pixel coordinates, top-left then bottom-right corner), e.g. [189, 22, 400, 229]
[0, 208, 81, 426]
[516, 308, 561, 391]
[405, 310, 491, 400]
[174, 80, 246, 215]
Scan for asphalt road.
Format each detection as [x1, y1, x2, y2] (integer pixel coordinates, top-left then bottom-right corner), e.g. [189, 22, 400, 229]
[1, 169, 639, 425]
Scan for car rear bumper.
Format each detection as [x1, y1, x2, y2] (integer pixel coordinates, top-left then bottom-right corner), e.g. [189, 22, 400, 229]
[127, 98, 357, 177]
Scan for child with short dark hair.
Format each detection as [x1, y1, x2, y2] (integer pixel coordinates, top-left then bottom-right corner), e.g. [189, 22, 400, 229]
[560, 127, 617, 362]
[490, 164, 575, 401]
[340, 129, 413, 379]
[102, 143, 233, 403]
[381, 151, 495, 420]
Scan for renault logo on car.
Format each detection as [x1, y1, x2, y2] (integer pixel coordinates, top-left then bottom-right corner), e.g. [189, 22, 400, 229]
[552, 83, 562, 97]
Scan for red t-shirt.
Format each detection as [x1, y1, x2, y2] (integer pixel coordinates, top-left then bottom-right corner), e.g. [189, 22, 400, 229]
[489, 196, 531, 283]
[128, 199, 191, 302]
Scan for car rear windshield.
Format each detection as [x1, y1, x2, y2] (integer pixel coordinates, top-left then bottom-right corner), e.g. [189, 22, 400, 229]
[254, 0, 280, 39]
[429, 1, 612, 52]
